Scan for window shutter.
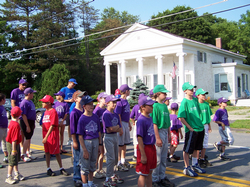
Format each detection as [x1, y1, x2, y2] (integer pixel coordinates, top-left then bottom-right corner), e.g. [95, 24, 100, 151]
[204, 52, 207, 63]
[215, 74, 219, 93]
[246, 74, 249, 90]
[197, 51, 200, 61]
[154, 74, 158, 87]
[228, 73, 232, 92]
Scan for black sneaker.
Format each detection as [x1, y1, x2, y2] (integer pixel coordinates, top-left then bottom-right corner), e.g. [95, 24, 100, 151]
[47, 169, 56, 176]
[198, 159, 207, 168]
[205, 159, 213, 166]
[74, 180, 82, 187]
[219, 155, 231, 161]
[161, 177, 175, 187]
[169, 156, 177, 163]
[60, 168, 70, 176]
[173, 155, 180, 160]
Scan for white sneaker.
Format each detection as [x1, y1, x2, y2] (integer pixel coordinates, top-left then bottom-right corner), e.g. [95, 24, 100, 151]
[3, 157, 8, 163]
[5, 176, 16, 184]
[67, 139, 72, 145]
[27, 153, 37, 160]
[14, 173, 25, 181]
[21, 155, 31, 162]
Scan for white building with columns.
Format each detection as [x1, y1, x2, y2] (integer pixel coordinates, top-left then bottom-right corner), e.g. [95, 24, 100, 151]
[101, 23, 250, 104]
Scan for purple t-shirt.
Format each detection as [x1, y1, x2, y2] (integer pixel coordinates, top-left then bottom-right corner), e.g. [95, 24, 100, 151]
[130, 104, 141, 121]
[76, 114, 100, 139]
[70, 108, 83, 135]
[213, 108, 230, 126]
[136, 115, 156, 145]
[19, 99, 36, 121]
[10, 88, 25, 107]
[0, 106, 8, 128]
[102, 110, 121, 134]
[53, 101, 69, 119]
[170, 114, 183, 131]
[114, 98, 130, 122]
[93, 106, 106, 133]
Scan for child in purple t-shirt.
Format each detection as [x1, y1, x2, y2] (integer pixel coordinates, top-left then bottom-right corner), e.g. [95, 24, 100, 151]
[213, 97, 234, 161]
[169, 103, 183, 163]
[54, 91, 69, 154]
[130, 93, 145, 161]
[0, 93, 8, 166]
[136, 95, 157, 187]
[77, 95, 101, 187]
[93, 92, 108, 179]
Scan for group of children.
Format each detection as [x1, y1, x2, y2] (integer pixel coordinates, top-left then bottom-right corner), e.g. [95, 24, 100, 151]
[0, 81, 235, 186]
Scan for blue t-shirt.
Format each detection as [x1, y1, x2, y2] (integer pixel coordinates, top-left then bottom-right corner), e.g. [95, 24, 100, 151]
[60, 87, 76, 107]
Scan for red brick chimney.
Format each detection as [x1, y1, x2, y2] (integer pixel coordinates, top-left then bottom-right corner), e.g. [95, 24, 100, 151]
[216, 38, 222, 49]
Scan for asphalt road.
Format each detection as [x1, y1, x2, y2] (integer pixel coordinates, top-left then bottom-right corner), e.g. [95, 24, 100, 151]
[0, 121, 250, 187]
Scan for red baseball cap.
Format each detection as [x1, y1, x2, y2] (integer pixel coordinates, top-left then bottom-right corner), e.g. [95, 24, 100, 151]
[39, 95, 54, 104]
[11, 106, 22, 118]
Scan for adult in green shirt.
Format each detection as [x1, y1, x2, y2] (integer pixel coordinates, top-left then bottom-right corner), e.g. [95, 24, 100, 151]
[178, 82, 205, 177]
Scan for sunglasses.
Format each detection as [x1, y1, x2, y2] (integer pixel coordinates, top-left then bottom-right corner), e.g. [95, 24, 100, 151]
[22, 84, 27, 86]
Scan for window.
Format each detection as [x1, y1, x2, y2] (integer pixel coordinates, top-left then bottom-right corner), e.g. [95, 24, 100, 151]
[143, 75, 151, 88]
[232, 59, 235, 62]
[215, 74, 231, 92]
[197, 51, 207, 62]
[224, 57, 227, 63]
[242, 74, 248, 91]
[126, 77, 131, 87]
[153, 74, 158, 87]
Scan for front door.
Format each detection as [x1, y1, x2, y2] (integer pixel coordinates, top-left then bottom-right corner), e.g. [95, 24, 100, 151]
[237, 76, 241, 97]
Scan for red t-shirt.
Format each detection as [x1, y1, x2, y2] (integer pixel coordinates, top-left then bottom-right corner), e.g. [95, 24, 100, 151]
[6, 121, 22, 144]
[42, 108, 59, 143]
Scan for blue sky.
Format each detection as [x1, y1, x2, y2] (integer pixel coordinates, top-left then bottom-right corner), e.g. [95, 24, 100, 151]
[0, 0, 249, 22]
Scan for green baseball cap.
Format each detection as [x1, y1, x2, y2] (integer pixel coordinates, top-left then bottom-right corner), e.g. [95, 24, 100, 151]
[195, 88, 208, 96]
[153, 85, 170, 94]
[182, 82, 196, 91]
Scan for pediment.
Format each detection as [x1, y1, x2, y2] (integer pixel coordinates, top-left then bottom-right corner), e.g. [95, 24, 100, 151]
[101, 23, 184, 55]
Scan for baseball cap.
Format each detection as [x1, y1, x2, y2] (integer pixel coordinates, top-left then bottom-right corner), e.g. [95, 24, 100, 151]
[24, 87, 37, 95]
[80, 95, 97, 106]
[138, 95, 156, 107]
[19, 79, 27, 84]
[11, 106, 22, 118]
[39, 95, 54, 104]
[114, 89, 121, 96]
[171, 103, 179, 110]
[54, 91, 65, 98]
[163, 97, 172, 103]
[217, 97, 229, 104]
[105, 95, 120, 103]
[149, 89, 154, 97]
[119, 84, 132, 93]
[153, 85, 170, 94]
[69, 78, 77, 84]
[195, 88, 208, 96]
[182, 82, 196, 91]
[138, 93, 146, 100]
[98, 92, 109, 100]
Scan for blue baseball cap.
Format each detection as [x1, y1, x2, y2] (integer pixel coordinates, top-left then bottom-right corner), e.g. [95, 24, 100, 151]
[69, 78, 77, 84]
[80, 95, 97, 106]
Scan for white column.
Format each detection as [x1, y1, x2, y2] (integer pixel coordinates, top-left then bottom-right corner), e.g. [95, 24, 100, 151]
[155, 55, 164, 84]
[117, 63, 121, 88]
[136, 57, 144, 81]
[104, 60, 111, 95]
[176, 52, 187, 101]
[119, 59, 127, 84]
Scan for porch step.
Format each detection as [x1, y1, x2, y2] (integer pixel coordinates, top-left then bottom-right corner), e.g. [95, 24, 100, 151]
[236, 99, 250, 106]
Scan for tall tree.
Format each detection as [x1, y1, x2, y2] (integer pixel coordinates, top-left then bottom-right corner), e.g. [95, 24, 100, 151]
[147, 6, 213, 44]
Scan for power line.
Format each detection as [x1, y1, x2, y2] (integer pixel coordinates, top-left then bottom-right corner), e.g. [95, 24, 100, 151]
[0, 0, 227, 57]
[11, 2, 250, 59]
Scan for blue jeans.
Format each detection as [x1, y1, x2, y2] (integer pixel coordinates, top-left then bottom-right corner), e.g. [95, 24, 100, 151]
[73, 135, 81, 182]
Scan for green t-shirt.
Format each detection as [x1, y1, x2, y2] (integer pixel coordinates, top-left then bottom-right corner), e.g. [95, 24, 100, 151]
[150, 102, 170, 129]
[199, 101, 213, 125]
[177, 97, 204, 133]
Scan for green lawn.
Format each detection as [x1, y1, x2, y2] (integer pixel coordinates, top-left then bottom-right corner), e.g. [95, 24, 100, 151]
[211, 106, 250, 114]
[230, 120, 250, 129]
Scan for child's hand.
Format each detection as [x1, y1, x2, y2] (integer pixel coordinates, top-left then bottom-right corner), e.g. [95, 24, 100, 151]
[59, 121, 63, 126]
[181, 134, 183, 139]
[119, 128, 123, 136]
[73, 141, 78, 150]
[26, 126, 31, 133]
[168, 134, 171, 143]
[42, 137, 47, 144]
[208, 126, 212, 133]
[156, 138, 162, 147]
[129, 124, 132, 131]
[83, 150, 89, 160]
[11, 151, 17, 156]
[222, 125, 225, 130]
[141, 154, 147, 164]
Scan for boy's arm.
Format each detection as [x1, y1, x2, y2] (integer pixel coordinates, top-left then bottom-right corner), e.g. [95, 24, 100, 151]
[118, 114, 123, 136]
[60, 113, 68, 126]
[71, 134, 78, 150]
[11, 99, 16, 108]
[130, 118, 135, 126]
[154, 124, 162, 147]
[179, 118, 194, 132]
[12, 141, 17, 155]
[42, 125, 54, 144]
[168, 127, 171, 143]
[178, 128, 183, 139]
[22, 114, 31, 133]
[79, 135, 89, 159]
[137, 136, 147, 164]
[107, 125, 120, 132]
[208, 123, 212, 133]
[214, 120, 225, 130]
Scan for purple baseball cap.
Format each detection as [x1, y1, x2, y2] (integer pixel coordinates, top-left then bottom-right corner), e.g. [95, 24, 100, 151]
[217, 97, 229, 104]
[119, 84, 132, 92]
[163, 97, 172, 102]
[54, 91, 65, 99]
[24, 87, 37, 95]
[138, 95, 156, 107]
[149, 89, 154, 97]
[105, 95, 120, 103]
[19, 79, 27, 84]
[138, 93, 146, 100]
[171, 103, 179, 110]
[98, 92, 109, 100]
